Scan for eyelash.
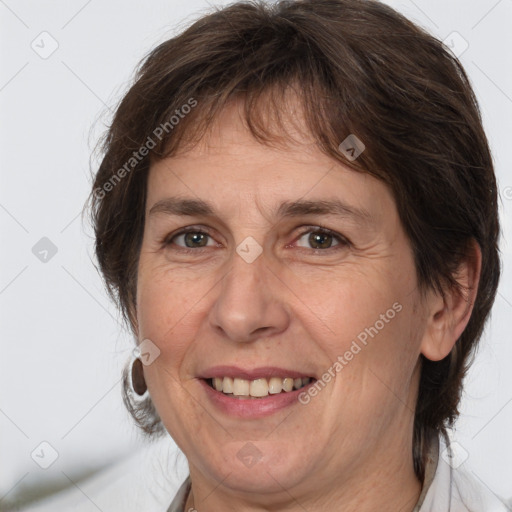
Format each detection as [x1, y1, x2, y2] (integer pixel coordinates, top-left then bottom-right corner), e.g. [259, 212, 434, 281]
[163, 227, 218, 254]
[163, 225, 350, 254]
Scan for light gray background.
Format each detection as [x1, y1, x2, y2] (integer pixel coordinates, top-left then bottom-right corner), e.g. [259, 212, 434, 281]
[1, 0, 511, 509]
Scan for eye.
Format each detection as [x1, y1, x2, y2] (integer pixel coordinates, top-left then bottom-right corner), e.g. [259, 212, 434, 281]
[295, 228, 348, 251]
[166, 228, 217, 249]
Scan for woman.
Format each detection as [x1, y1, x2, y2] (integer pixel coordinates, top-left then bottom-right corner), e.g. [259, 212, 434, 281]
[89, 0, 505, 510]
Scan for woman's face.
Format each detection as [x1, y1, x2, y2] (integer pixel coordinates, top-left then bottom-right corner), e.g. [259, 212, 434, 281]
[136, 101, 430, 501]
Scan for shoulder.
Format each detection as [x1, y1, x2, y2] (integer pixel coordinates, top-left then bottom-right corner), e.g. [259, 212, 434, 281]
[419, 435, 510, 512]
[21, 438, 186, 512]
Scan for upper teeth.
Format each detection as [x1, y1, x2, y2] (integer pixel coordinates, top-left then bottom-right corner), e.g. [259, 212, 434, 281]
[211, 376, 311, 398]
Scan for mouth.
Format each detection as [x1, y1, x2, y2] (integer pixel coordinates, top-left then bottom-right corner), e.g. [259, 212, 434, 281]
[204, 376, 316, 399]
[198, 367, 318, 417]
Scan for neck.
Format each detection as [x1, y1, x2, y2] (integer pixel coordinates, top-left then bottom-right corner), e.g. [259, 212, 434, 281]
[184, 429, 423, 512]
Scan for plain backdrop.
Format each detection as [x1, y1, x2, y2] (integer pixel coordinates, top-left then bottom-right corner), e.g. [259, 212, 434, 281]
[1, 0, 511, 509]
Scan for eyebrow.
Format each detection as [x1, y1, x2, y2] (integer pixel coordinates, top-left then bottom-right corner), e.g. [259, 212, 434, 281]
[148, 197, 372, 224]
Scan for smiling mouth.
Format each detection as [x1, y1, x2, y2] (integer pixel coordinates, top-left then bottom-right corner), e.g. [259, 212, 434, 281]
[206, 376, 315, 399]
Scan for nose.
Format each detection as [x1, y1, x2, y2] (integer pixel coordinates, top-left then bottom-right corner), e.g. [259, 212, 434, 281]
[208, 248, 290, 343]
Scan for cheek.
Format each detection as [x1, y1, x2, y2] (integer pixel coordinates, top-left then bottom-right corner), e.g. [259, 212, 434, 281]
[135, 264, 210, 381]
[296, 262, 422, 390]
[135, 266, 209, 427]
[136, 260, 209, 337]
[293, 270, 405, 346]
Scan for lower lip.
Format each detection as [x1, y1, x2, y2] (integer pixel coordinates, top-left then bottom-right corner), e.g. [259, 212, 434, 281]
[199, 379, 314, 418]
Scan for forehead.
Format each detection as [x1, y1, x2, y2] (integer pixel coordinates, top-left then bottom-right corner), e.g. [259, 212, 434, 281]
[146, 99, 395, 223]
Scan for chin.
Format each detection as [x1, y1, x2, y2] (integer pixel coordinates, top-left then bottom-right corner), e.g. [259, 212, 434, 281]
[201, 441, 314, 495]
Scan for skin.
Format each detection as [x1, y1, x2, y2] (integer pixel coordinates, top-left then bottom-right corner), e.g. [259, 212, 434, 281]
[134, 98, 480, 511]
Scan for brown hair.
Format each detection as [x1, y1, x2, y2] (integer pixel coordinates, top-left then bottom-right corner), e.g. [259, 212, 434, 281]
[88, 0, 500, 481]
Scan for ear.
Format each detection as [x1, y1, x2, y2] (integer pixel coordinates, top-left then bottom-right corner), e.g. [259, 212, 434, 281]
[420, 240, 482, 361]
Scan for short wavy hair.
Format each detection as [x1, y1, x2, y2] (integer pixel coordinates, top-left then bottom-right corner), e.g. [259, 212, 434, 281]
[88, 0, 500, 482]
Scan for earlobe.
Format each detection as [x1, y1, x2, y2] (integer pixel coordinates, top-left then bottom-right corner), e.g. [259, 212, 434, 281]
[420, 240, 482, 362]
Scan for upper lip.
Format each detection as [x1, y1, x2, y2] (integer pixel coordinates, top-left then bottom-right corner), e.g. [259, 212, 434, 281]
[198, 365, 315, 381]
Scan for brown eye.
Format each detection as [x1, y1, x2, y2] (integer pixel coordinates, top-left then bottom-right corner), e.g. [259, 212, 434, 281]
[295, 228, 346, 251]
[308, 232, 335, 249]
[169, 230, 213, 248]
[184, 232, 208, 247]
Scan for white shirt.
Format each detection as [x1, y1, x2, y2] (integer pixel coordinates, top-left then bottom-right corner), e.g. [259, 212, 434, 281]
[22, 435, 510, 511]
